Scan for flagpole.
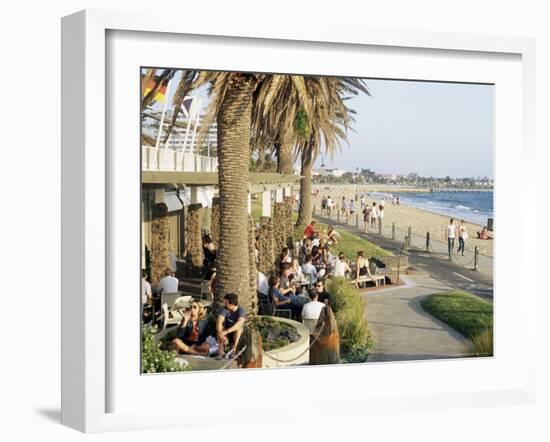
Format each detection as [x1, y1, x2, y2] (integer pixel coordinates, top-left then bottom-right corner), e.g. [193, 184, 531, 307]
[152, 78, 173, 169]
[179, 97, 194, 169]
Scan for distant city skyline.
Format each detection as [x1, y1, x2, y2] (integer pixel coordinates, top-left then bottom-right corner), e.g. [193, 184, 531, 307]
[149, 70, 494, 179]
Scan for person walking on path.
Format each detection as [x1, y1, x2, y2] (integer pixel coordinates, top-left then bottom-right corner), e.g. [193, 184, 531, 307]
[377, 205, 384, 232]
[362, 204, 371, 232]
[445, 218, 456, 261]
[457, 219, 468, 256]
[370, 202, 378, 229]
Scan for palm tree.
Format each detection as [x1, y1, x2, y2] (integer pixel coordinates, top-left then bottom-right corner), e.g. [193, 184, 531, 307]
[295, 77, 369, 227]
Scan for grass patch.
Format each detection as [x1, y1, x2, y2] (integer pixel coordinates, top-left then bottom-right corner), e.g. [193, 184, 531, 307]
[421, 290, 493, 356]
[326, 276, 373, 363]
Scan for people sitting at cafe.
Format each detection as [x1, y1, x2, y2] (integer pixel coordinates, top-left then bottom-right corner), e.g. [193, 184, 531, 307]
[170, 300, 211, 356]
[202, 234, 217, 268]
[313, 279, 331, 305]
[326, 225, 340, 245]
[311, 246, 324, 268]
[257, 270, 269, 301]
[333, 252, 352, 277]
[268, 274, 304, 317]
[300, 238, 313, 262]
[289, 258, 305, 283]
[216, 293, 246, 359]
[303, 220, 318, 240]
[279, 246, 292, 266]
[302, 254, 320, 284]
[353, 251, 374, 289]
[279, 263, 297, 296]
[301, 288, 326, 321]
[157, 268, 179, 295]
[141, 269, 153, 322]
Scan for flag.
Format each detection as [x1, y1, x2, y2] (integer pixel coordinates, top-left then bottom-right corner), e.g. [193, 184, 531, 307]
[143, 77, 168, 103]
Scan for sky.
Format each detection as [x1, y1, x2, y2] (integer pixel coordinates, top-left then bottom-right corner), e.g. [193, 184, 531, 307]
[147, 70, 494, 179]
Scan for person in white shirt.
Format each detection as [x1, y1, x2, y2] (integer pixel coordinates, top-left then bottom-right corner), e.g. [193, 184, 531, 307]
[377, 205, 384, 229]
[445, 218, 456, 261]
[333, 252, 352, 277]
[301, 290, 326, 320]
[370, 202, 378, 228]
[169, 250, 177, 273]
[157, 268, 179, 294]
[141, 269, 152, 306]
[257, 271, 269, 298]
[457, 219, 468, 256]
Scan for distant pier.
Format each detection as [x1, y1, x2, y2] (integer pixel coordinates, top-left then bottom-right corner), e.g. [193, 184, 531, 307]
[429, 188, 493, 193]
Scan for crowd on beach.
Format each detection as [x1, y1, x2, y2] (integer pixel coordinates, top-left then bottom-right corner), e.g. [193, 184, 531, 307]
[311, 184, 494, 257]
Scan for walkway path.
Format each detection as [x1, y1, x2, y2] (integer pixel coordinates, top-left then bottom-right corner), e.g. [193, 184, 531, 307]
[363, 275, 472, 362]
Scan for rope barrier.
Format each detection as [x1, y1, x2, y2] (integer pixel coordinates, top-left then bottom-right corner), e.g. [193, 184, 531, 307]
[218, 345, 248, 370]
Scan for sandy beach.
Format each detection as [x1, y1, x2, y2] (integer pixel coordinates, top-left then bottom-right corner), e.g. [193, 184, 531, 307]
[311, 184, 494, 257]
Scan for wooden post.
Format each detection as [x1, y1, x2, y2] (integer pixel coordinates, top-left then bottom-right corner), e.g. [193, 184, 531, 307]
[407, 226, 412, 243]
[337, 209, 340, 222]
[392, 222, 396, 240]
[378, 220, 382, 235]
[426, 232, 430, 252]
[474, 246, 479, 271]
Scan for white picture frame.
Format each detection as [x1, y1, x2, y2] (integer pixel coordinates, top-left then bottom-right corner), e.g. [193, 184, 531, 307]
[61, 9, 537, 433]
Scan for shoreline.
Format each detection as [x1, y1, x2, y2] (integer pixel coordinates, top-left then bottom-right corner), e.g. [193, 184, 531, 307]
[311, 184, 494, 257]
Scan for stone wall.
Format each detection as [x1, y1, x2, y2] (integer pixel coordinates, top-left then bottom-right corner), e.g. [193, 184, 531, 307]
[272, 202, 286, 259]
[150, 203, 170, 285]
[258, 216, 275, 276]
[186, 203, 204, 277]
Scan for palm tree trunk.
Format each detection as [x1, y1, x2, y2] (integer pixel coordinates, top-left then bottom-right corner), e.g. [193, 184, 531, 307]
[296, 142, 315, 227]
[277, 141, 293, 175]
[258, 216, 275, 275]
[210, 197, 220, 248]
[214, 75, 256, 314]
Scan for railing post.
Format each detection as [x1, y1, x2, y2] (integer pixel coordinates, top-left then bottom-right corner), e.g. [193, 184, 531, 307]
[426, 232, 430, 252]
[337, 209, 340, 222]
[392, 222, 396, 240]
[355, 213, 359, 227]
[378, 220, 382, 235]
[474, 246, 479, 271]
[407, 226, 412, 243]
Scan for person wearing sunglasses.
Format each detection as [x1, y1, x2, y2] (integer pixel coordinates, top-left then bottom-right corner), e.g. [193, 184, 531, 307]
[314, 280, 331, 305]
[170, 301, 210, 356]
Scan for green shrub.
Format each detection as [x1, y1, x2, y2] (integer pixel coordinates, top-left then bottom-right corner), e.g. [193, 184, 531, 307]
[141, 325, 191, 374]
[326, 276, 371, 363]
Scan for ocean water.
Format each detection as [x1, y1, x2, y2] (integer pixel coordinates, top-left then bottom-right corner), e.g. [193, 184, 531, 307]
[385, 191, 493, 226]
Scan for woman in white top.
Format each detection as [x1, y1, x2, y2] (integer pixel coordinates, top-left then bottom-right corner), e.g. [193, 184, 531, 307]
[289, 258, 304, 282]
[333, 252, 352, 277]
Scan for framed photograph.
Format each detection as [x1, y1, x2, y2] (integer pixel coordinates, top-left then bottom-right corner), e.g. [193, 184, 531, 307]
[62, 9, 537, 433]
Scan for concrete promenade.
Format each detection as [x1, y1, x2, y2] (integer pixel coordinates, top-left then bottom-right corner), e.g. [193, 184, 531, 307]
[363, 275, 472, 362]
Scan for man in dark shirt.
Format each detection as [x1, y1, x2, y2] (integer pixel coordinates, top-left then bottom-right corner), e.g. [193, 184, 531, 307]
[315, 280, 331, 305]
[216, 293, 246, 358]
